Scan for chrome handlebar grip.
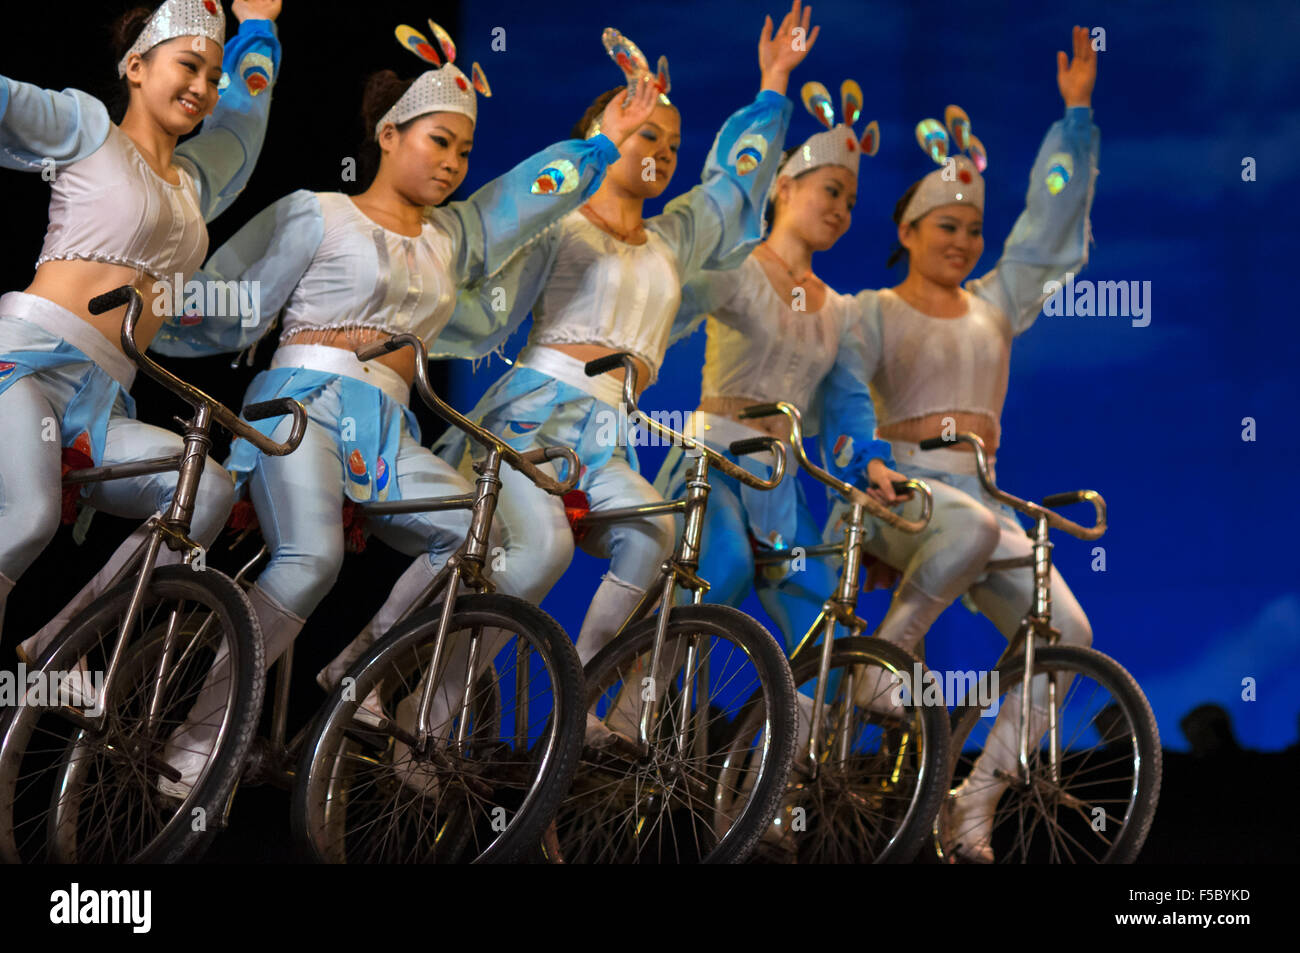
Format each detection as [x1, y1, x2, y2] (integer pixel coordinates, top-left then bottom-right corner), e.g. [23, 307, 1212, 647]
[741, 400, 932, 534]
[355, 334, 578, 497]
[584, 352, 787, 491]
[95, 285, 307, 456]
[918, 432, 1107, 540]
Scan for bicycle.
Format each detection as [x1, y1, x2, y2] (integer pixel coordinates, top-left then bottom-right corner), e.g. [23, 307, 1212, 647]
[0, 284, 307, 863]
[918, 432, 1160, 864]
[290, 332, 590, 863]
[543, 352, 800, 864]
[712, 400, 949, 863]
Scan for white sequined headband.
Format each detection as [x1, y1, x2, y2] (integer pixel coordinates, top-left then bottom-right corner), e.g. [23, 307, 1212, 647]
[117, 0, 226, 78]
[900, 105, 988, 222]
[775, 80, 880, 185]
[585, 27, 671, 139]
[376, 20, 491, 139]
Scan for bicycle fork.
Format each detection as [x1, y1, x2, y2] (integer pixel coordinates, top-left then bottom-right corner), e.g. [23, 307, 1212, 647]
[989, 514, 1062, 787]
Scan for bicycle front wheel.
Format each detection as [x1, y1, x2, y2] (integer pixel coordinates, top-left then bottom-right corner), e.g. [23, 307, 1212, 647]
[0, 566, 263, 863]
[720, 636, 950, 863]
[550, 604, 797, 863]
[291, 592, 583, 863]
[936, 644, 1161, 864]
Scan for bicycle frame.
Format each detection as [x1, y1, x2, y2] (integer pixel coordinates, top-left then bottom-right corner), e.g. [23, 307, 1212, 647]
[51, 286, 306, 748]
[569, 353, 789, 752]
[234, 332, 583, 775]
[740, 401, 934, 776]
[915, 432, 1106, 787]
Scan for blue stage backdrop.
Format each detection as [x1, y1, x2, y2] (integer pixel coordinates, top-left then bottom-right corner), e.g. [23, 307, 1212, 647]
[427, 0, 1300, 752]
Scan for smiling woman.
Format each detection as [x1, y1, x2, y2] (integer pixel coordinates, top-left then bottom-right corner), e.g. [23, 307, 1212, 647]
[35, 17, 659, 798]
[0, 0, 282, 648]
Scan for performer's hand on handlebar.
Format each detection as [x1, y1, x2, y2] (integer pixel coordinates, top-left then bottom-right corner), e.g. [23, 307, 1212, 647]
[866, 459, 911, 506]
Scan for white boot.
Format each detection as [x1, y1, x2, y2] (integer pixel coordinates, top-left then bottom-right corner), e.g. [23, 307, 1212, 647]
[578, 575, 651, 747]
[945, 686, 1051, 863]
[853, 582, 949, 717]
[157, 584, 305, 799]
[316, 552, 439, 692]
[18, 526, 185, 664]
[576, 573, 646, 668]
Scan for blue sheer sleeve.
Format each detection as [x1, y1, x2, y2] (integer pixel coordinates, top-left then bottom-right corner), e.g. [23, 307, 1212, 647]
[814, 290, 894, 487]
[427, 133, 620, 286]
[149, 189, 324, 357]
[174, 18, 282, 222]
[428, 135, 622, 360]
[966, 106, 1099, 336]
[667, 264, 747, 344]
[0, 76, 110, 170]
[650, 90, 793, 280]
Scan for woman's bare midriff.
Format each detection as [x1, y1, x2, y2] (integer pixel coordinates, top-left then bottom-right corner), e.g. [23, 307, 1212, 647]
[281, 327, 416, 387]
[879, 411, 998, 455]
[697, 395, 795, 441]
[544, 342, 652, 399]
[24, 260, 169, 353]
[694, 401, 999, 456]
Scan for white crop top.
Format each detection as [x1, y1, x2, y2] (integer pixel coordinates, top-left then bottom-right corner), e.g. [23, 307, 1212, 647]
[149, 132, 630, 360]
[279, 192, 459, 344]
[699, 254, 852, 414]
[35, 124, 207, 285]
[866, 287, 1012, 444]
[528, 209, 682, 385]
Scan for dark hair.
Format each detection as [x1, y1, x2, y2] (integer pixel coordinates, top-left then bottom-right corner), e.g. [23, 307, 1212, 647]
[569, 85, 681, 141]
[354, 70, 418, 191]
[571, 87, 625, 141]
[763, 145, 805, 231]
[885, 178, 925, 268]
[107, 5, 159, 123]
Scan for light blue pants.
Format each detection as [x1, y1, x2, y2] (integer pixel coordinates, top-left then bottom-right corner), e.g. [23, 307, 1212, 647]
[676, 460, 837, 655]
[250, 377, 474, 621]
[0, 317, 234, 633]
[824, 450, 1093, 653]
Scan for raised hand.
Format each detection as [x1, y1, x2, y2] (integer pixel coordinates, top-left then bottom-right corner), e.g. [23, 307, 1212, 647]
[232, 0, 282, 22]
[1057, 24, 1097, 108]
[759, 0, 820, 96]
[595, 71, 660, 146]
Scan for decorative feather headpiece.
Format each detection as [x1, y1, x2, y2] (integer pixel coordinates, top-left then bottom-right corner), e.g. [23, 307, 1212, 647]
[585, 28, 671, 138]
[376, 19, 491, 138]
[775, 79, 880, 183]
[899, 105, 987, 222]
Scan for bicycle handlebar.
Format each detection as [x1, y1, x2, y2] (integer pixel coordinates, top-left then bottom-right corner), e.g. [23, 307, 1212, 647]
[740, 401, 933, 535]
[582, 352, 785, 491]
[90, 286, 306, 457]
[353, 335, 580, 497]
[918, 433, 1107, 540]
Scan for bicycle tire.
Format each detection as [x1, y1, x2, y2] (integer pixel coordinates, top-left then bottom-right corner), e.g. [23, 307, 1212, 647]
[936, 644, 1161, 864]
[0, 566, 263, 863]
[551, 604, 797, 864]
[722, 636, 949, 863]
[291, 592, 583, 864]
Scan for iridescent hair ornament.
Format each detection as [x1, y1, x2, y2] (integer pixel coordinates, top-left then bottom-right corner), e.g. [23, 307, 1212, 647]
[117, 0, 226, 78]
[899, 104, 987, 223]
[774, 79, 880, 183]
[375, 19, 491, 139]
[584, 27, 671, 139]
